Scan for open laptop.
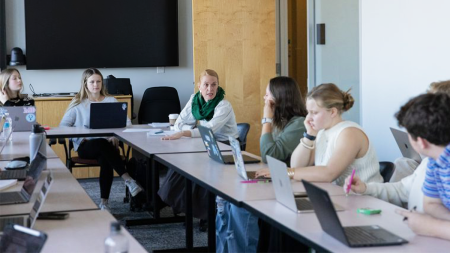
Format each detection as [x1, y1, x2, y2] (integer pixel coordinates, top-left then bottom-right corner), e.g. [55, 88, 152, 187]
[303, 179, 408, 247]
[89, 102, 128, 129]
[390, 127, 422, 163]
[0, 172, 53, 233]
[198, 125, 260, 164]
[0, 130, 27, 181]
[229, 136, 266, 180]
[1, 107, 36, 132]
[0, 153, 47, 205]
[267, 156, 344, 213]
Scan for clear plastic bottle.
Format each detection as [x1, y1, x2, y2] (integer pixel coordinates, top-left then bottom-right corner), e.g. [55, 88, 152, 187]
[105, 222, 129, 253]
[3, 113, 13, 142]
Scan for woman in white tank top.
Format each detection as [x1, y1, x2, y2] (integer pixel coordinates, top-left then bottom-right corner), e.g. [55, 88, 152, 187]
[256, 83, 383, 186]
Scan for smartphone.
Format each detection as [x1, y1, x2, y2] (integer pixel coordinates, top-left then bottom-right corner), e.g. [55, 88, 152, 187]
[0, 224, 47, 253]
[37, 212, 69, 220]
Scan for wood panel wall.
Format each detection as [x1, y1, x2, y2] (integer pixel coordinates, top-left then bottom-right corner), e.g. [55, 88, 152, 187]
[192, 0, 276, 155]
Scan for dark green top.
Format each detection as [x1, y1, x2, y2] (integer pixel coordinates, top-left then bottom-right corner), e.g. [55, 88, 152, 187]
[260, 116, 306, 166]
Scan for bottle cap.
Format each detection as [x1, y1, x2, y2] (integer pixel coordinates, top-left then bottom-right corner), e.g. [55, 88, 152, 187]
[110, 222, 121, 232]
[32, 124, 45, 133]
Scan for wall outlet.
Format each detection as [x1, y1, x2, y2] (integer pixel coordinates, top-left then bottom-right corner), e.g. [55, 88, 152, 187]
[157, 67, 165, 74]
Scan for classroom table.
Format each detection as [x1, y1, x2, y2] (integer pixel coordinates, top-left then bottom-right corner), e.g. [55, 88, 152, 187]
[34, 210, 147, 253]
[0, 158, 98, 216]
[0, 132, 59, 161]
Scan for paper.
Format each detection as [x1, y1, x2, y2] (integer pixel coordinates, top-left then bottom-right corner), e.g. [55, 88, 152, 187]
[122, 129, 154, 133]
[149, 123, 171, 128]
[0, 179, 18, 191]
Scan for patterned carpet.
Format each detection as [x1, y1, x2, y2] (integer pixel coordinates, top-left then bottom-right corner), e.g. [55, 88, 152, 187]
[78, 178, 208, 252]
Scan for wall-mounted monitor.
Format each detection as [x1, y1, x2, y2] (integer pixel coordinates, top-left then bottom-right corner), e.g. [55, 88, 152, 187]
[24, 0, 178, 70]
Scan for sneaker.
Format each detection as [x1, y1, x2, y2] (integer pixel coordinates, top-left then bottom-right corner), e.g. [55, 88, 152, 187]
[125, 179, 143, 197]
[99, 202, 111, 212]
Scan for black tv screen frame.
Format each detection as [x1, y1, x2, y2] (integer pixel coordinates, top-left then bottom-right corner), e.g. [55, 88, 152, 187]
[24, 0, 179, 70]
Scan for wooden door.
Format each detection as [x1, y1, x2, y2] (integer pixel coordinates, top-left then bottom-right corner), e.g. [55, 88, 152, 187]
[192, 0, 276, 155]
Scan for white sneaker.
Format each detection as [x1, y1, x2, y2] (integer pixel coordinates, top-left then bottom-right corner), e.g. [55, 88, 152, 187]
[125, 179, 143, 197]
[99, 202, 111, 212]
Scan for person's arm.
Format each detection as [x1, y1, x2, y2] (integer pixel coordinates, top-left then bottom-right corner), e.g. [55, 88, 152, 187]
[189, 100, 234, 138]
[396, 209, 450, 240]
[173, 95, 196, 131]
[59, 107, 76, 127]
[260, 117, 305, 163]
[290, 114, 317, 168]
[423, 196, 450, 221]
[360, 179, 409, 207]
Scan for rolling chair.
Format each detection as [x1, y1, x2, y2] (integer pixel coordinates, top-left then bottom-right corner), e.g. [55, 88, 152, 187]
[379, 161, 395, 182]
[138, 87, 181, 124]
[236, 123, 250, 151]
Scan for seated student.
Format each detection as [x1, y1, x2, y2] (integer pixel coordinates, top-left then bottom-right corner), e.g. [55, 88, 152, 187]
[344, 80, 450, 212]
[0, 68, 34, 106]
[159, 69, 239, 231]
[216, 76, 307, 253]
[255, 83, 383, 186]
[59, 68, 141, 211]
[395, 92, 450, 240]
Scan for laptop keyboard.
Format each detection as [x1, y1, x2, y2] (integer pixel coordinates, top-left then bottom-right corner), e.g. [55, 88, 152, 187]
[295, 198, 314, 210]
[0, 216, 26, 231]
[344, 226, 387, 245]
[0, 170, 27, 180]
[0, 192, 25, 204]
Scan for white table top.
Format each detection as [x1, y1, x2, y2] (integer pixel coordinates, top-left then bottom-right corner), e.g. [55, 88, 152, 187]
[0, 132, 58, 161]
[243, 195, 450, 252]
[155, 152, 344, 206]
[34, 210, 147, 253]
[0, 158, 98, 216]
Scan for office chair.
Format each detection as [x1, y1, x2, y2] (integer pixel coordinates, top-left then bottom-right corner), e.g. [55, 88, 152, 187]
[104, 76, 136, 120]
[379, 161, 395, 183]
[138, 87, 181, 124]
[236, 123, 250, 151]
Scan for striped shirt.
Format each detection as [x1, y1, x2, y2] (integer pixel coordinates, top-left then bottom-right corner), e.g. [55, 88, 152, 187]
[422, 144, 450, 210]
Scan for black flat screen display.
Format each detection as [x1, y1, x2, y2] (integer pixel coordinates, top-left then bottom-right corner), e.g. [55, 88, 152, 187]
[24, 0, 178, 70]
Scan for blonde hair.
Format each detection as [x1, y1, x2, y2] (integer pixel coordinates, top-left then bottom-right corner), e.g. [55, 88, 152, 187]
[198, 69, 219, 85]
[307, 83, 354, 113]
[67, 68, 109, 111]
[0, 68, 24, 102]
[428, 80, 450, 95]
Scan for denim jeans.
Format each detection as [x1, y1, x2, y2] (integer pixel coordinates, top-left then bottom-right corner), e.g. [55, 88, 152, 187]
[216, 197, 259, 253]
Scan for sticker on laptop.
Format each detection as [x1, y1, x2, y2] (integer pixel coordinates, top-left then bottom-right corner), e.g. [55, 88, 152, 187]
[26, 114, 36, 122]
[122, 103, 127, 111]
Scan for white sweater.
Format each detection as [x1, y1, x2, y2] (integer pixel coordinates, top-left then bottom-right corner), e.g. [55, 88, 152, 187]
[315, 121, 383, 186]
[365, 158, 427, 212]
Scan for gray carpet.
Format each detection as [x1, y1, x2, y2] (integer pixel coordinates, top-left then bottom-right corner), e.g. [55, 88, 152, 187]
[78, 178, 208, 252]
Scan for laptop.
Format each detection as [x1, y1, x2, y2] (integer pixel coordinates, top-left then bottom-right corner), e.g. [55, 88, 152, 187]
[198, 125, 260, 164]
[229, 136, 266, 180]
[0, 172, 53, 233]
[302, 180, 408, 247]
[0, 153, 47, 205]
[0, 224, 48, 252]
[267, 156, 344, 213]
[0, 130, 27, 181]
[0, 107, 36, 132]
[390, 127, 422, 163]
[89, 102, 128, 129]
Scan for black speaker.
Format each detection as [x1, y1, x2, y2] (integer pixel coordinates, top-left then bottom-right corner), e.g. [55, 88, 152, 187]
[0, 0, 7, 71]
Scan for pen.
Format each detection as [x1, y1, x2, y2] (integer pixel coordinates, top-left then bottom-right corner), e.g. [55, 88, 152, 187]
[346, 168, 356, 196]
[154, 130, 164, 134]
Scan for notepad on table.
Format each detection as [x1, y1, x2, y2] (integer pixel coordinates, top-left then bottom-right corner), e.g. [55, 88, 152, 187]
[0, 179, 18, 191]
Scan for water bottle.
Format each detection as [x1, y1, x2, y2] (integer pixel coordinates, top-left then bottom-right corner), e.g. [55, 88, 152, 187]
[29, 124, 47, 169]
[105, 222, 129, 253]
[3, 113, 12, 142]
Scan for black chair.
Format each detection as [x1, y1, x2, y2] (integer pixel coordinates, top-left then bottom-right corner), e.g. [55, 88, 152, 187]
[104, 76, 136, 120]
[236, 123, 250, 151]
[138, 87, 181, 124]
[379, 161, 395, 182]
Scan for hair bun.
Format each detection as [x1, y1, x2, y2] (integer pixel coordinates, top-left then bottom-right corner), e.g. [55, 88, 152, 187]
[342, 90, 354, 111]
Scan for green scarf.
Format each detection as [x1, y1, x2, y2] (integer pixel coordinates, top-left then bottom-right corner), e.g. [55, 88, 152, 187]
[191, 87, 225, 121]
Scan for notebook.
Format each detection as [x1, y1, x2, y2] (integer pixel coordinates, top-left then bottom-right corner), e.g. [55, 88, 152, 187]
[0, 153, 46, 205]
[267, 156, 344, 213]
[89, 102, 128, 129]
[0, 172, 53, 233]
[390, 127, 422, 163]
[302, 179, 408, 247]
[229, 136, 265, 180]
[1, 107, 36, 132]
[198, 125, 260, 164]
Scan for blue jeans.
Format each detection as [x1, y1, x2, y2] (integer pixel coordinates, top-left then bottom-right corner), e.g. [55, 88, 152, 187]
[216, 197, 259, 253]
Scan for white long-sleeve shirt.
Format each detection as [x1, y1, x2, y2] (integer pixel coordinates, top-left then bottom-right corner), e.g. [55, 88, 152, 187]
[364, 158, 428, 212]
[174, 94, 238, 141]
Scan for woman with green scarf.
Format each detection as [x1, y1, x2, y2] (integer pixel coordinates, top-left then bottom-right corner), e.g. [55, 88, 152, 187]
[162, 69, 239, 142]
[159, 69, 239, 231]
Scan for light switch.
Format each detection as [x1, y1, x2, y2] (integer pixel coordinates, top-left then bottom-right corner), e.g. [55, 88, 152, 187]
[157, 67, 165, 74]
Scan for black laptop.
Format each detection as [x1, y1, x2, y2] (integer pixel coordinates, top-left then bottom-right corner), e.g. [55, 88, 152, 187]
[198, 125, 259, 164]
[89, 102, 128, 129]
[302, 180, 408, 247]
[0, 153, 47, 205]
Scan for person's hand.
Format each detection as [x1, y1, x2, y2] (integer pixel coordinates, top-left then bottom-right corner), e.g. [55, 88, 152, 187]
[395, 208, 437, 237]
[0, 89, 9, 104]
[263, 100, 274, 119]
[254, 168, 271, 179]
[161, 131, 184, 140]
[343, 175, 366, 194]
[108, 137, 119, 149]
[304, 114, 318, 137]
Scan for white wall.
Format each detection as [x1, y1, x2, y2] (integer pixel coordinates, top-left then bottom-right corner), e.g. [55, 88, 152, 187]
[5, 0, 194, 121]
[361, 0, 450, 161]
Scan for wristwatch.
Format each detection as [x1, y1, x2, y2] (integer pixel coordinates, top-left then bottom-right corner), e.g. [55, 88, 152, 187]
[261, 118, 273, 125]
[303, 132, 316, 141]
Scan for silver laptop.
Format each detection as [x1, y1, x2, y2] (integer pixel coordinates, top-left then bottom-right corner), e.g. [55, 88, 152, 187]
[0, 107, 36, 132]
[229, 136, 264, 180]
[267, 156, 344, 213]
[0, 171, 53, 233]
[390, 127, 423, 163]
